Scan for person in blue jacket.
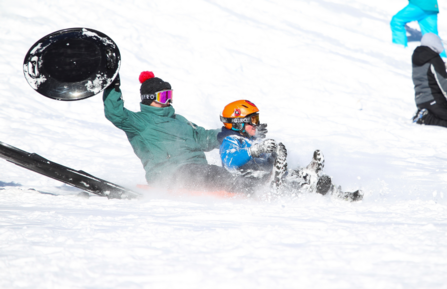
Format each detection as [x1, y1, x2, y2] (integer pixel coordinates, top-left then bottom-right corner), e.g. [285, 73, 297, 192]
[217, 100, 364, 201]
[217, 100, 350, 198]
[391, 0, 446, 58]
[218, 100, 279, 178]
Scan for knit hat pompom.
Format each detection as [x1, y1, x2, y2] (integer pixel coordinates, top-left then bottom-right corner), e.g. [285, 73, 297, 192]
[139, 71, 155, 84]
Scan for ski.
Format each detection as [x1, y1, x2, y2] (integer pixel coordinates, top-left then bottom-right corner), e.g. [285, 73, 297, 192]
[0, 141, 140, 199]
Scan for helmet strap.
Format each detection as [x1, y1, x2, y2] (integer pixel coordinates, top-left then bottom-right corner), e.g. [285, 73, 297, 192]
[232, 123, 249, 137]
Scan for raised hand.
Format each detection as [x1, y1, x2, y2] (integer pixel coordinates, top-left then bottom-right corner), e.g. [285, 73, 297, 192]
[255, 123, 268, 139]
[250, 139, 277, 157]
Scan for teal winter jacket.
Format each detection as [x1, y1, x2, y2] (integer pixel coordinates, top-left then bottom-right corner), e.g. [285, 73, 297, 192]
[409, 0, 439, 13]
[103, 88, 220, 183]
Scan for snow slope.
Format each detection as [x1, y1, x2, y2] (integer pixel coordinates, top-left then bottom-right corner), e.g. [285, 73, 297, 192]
[1, 0, 447, 288]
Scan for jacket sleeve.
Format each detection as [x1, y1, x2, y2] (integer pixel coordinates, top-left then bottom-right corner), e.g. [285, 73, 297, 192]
[219, 136, 252, 169]
[430, 57, 447, 99]
[175, 115, 220, 152]
[193, 126, 220, 152]
[103, 88, 145, 133]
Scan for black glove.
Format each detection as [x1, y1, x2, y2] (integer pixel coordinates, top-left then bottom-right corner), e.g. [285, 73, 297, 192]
[109, 74, 120, 92]
[250, 139, 277, 158]
[255, 123, 268, 139]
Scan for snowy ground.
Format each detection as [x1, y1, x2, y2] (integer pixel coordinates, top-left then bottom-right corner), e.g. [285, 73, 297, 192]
[1, 0, 447, 288]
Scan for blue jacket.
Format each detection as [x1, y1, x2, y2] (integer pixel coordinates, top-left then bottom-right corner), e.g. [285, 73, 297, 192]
[218, 127, 274, 173]
[409, 0, 439, 13]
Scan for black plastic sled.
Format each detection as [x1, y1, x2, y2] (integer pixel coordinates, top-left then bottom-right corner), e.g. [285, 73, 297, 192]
[23, 27, 120, 101]
[0, 141, 140, 199]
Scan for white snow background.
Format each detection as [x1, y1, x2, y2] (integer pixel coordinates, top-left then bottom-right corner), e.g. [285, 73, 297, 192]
[1, 0, 447, 288]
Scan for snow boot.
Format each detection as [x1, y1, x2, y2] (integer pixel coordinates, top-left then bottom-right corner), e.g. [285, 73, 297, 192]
[413, 108, 428, 124]
[306, 149, 324, 173]
[332, 186, 364, 202]
[316, 175, 332, 195]
[270, 142, 287, 192]
[288, 149, 325, 191]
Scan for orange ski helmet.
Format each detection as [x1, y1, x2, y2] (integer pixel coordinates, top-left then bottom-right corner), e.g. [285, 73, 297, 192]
[220, 100, 260, 131]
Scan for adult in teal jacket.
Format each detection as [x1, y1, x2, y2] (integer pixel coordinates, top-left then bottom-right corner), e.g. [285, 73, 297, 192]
[103, 71, 262, 194]
[390, 0, 446, 58]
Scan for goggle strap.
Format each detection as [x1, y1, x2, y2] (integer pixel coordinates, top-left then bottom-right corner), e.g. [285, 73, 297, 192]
[141, 94, 156, 100]
[220, 116, 251, 124]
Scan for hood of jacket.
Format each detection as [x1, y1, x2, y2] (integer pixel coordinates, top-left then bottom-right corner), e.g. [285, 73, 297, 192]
[412, 46, 440, 66]
[421, 33, 444, 54]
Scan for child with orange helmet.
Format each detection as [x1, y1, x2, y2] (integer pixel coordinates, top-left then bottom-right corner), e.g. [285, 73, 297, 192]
[218, 100, 363, 201]
[217, 99, 290, 192]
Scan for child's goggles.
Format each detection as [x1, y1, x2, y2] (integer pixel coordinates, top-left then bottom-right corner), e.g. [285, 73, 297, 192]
[220, 113, 260, 126]
[141, 90, 173, 104]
